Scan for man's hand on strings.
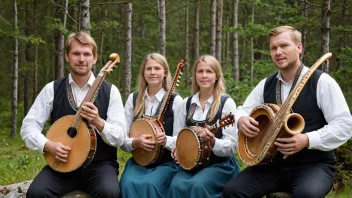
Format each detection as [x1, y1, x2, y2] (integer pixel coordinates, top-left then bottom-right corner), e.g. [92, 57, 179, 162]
[274, 133, 309, 158]
[44, 141, 71, 163]
[238, 116, 259, 137]
[80, 102, 105, 131]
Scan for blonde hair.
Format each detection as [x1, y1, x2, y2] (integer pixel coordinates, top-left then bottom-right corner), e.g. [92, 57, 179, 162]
[134, 53, 172, 117]
[192, 55, 225, 121]
[65, 32, 98, 58]
[268, 26, 301, 45]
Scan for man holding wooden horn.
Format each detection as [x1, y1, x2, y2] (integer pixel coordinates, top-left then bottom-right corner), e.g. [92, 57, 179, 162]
[223, 26, 352, 198]
[20, 32, 126, 197]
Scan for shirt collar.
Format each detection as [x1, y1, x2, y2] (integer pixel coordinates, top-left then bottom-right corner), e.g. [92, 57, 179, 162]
[144, 87, 166, 102]
[68, 73, 95, 88]
[275, 66, 309, 84]
[192, 92, 214, 107]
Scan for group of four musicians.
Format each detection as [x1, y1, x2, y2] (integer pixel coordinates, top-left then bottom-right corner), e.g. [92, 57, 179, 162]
[20, 25, 352, 198]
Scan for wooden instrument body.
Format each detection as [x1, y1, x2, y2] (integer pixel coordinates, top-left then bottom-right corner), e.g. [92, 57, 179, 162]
[176, 127, 212, 170]
[44, 115, 97, 172]
[238, 104, 304, 166]
[129, 118, 165, 166]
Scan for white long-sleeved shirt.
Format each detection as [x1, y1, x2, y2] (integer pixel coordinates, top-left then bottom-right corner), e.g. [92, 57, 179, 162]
[20, 73, 127, 152]
[121, 88, 183, 152]
[174, 92, 238, 157]
[236, 66, 352, 151]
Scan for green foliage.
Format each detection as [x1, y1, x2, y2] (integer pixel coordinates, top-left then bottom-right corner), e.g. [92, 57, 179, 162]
[45, 16, 69, 34]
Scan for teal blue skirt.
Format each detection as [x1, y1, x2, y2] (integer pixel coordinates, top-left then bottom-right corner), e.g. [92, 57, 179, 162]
[167, 156, 240, 198]
[120, 158, 179, 198]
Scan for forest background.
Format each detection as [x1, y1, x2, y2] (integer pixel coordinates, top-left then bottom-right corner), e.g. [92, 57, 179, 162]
[0, 0, 351, 196]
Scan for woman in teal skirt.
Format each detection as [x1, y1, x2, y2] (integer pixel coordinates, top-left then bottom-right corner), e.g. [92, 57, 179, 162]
[120, 53, 183, 198]
[168, 55, 240, 198]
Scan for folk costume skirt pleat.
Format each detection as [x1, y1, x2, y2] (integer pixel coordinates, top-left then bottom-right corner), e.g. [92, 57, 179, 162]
[120, 158, 179, 198]
[167, 156, 240, 198]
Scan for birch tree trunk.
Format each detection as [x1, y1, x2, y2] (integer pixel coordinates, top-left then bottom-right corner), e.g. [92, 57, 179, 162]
[158, 0, 166, 56]
[210, 0, 216, 56]
[216, 0, 223, 64]
[124, 1, 132, 99]
[80, 0, 91, 34]
[299, 0, 307, 62]
[192, 0, 200, 63]
[233, 0, 239, 81]
[23, 3, 30, 115]
[56, 0, 68, 79]
[11, 0, 18, 138]
[225, 15, 229, 68]
[97, 8, 108, 74]
[185, 3, 190, 87]
[250, 6, 254, 84]
[321, 0, 330, 73]
[33, 0, 38, 100]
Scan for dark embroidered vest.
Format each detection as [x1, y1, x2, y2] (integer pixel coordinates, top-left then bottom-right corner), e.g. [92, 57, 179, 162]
[186, 94, 230, 167]
[264, 70, 335, 164]
[133, 91, 177, 164]
[51, 76, 117, 163]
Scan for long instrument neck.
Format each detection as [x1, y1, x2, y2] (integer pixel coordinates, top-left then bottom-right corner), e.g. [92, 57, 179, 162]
[71, 72, 107, 128]
[277, 53, 332, 120]
[156, 60, 184, 122]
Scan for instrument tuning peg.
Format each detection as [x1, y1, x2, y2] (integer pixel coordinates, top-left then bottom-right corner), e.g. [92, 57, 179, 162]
[177, 80, 180, 83]
[180, 72, 183, 75]
[176, 83, 179, 87]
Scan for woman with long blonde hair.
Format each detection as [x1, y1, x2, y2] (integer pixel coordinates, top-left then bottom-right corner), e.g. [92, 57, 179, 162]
[120, 53, 183, 198]
[167, 55, 240, 198]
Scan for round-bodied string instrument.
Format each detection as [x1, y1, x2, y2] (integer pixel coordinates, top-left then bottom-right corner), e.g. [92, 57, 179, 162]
[238, 52, 332, 166]
[44, 53, 120, 173]
[176, 113, 234, 170]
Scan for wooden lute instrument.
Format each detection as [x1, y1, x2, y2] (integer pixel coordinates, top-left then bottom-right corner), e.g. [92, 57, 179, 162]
[44, 53, 120, 172]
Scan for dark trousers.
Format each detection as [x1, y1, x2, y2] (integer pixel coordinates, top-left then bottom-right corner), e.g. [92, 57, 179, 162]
[27, 160, 120, 198]
[223, 161, 336, 198]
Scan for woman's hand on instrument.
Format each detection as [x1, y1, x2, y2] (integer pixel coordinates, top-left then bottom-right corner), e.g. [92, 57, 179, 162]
[274, 134, 309, 158]
[80, 102, 105, 132]
[155, 133, 167, 146]
[238, 116, 259, 137]
[132, 134, 155, 152]
[194, 126, 215, 147]
[171, 148, 178, 163]
[44, 141, 71, 163]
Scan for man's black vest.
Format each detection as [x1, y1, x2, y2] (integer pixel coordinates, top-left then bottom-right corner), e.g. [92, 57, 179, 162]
[51, 76, 117, 163]
[264, 70, 335, 164]
[132, 91, 177, 164]
[185, 94, 230, 167]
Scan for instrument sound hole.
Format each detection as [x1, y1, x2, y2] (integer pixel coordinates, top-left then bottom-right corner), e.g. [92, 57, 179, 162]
[67, 127, 77, 138]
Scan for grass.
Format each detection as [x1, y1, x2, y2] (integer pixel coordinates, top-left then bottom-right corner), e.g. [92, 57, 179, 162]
[0, 133, 130, 185]
[1, 133, 351, 197]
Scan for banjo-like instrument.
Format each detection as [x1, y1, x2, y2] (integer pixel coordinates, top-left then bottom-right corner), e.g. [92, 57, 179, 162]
[129, 60, 185, 166]
[176, 113, 235, 170]
[44, 53, 120, 172]
[238, 52, 332, 166]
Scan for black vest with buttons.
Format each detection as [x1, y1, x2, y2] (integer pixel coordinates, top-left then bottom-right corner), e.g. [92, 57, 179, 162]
[264, 70, 335, 164]
[51, 76, 117, 163]
[132, 91, 177, 164]
[185, 94, 230, 167]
